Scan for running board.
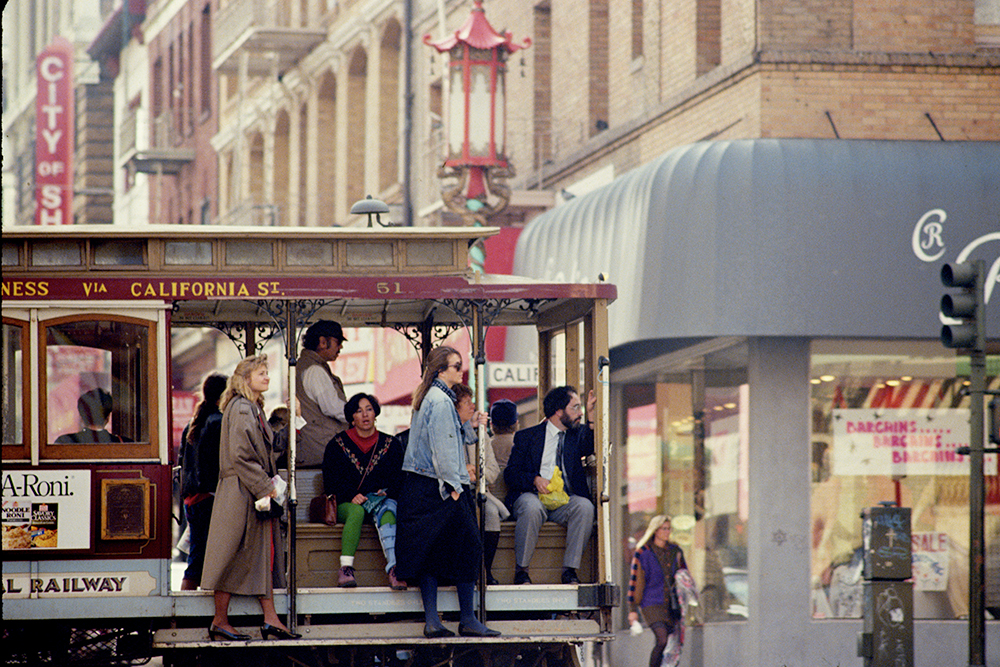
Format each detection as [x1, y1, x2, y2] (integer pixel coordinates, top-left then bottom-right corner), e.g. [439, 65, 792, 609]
[168, 584, 609, 617]
[154, 619, 613, 649]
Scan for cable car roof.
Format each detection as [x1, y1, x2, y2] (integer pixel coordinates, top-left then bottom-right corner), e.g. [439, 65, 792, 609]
[2, 225, 616, 329]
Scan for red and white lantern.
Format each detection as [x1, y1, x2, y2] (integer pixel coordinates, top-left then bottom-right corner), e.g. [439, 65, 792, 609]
[425, 2, 529, 200]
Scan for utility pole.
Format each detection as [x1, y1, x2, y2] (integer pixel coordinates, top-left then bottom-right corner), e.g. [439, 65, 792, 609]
[940, 260, 988, 667]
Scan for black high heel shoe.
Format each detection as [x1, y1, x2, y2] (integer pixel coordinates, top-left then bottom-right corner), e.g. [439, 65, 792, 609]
[208, 625, 251, 641]
[260, 623, 302, 640]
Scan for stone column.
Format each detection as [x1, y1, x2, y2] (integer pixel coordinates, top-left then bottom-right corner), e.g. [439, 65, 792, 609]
[334, 57, 350, 225]
[366, 26, 382, 198]
[305, 84, 319, 226]
[746, 337, 811, 667]
[287, 99, 302, 226]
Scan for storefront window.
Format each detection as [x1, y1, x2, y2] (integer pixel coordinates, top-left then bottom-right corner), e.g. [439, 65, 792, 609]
[810, 340, 1000, 620]
[623, 343, 749, 623]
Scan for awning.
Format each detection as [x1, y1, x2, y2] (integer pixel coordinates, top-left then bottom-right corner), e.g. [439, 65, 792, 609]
[513, 139, 999, 349]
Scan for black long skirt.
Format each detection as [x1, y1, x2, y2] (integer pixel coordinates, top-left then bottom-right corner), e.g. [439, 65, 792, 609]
[395, 472, 482, 583]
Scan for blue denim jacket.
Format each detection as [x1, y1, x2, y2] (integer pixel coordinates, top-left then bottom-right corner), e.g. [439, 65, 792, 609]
[402, 385, 470, 499]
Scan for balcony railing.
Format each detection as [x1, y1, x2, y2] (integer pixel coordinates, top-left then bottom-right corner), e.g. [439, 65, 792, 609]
[213, 0, 326, 74]
[122, 110, 195, 175]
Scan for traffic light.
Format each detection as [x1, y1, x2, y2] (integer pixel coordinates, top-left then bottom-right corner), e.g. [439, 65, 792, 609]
[940, 261, 984, 350]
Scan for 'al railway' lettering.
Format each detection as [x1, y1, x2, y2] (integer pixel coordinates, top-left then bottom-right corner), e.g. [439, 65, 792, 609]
[15, 576, 128, 594]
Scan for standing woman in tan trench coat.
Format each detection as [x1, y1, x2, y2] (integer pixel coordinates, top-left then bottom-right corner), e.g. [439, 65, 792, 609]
[201, 354, 300, 641]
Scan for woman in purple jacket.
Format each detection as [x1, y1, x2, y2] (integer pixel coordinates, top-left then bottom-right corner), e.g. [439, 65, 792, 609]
[627, 515, 689, 667]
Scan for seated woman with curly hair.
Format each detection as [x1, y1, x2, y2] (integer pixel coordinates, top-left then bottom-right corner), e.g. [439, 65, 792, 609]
[322, 392, 406, 589]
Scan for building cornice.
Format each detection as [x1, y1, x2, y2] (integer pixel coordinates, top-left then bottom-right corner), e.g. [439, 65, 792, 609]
[524, 48, 1000, 190]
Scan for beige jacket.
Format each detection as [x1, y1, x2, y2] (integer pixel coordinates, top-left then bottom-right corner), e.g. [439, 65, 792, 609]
[201, 396, 285, 596]
[295, 348, 347, 467]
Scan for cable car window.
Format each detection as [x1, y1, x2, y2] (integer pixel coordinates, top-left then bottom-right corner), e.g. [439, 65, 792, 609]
[2, 241, 21, 266]
[93, 239, 146, 266]
[406, 241, 453, 267]
[2, 320, 27, 459]
[164, 241, 213, 265]
[346, 242, 393, 267]
[31, 241, 82, 267]
[41, 317, 155, 459]
[225, 240, 274, 266]
[286, 241, 333, 266]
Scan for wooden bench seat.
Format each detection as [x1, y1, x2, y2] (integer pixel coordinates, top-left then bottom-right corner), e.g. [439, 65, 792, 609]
[294, 522, 595, 588]
[292, 469, 596, 588]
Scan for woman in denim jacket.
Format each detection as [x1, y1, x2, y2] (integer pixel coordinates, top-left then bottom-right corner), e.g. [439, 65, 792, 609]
[395, 346, 499, 638]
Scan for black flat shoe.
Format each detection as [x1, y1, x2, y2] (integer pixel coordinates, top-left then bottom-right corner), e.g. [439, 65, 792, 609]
[423, 624, 455, 638]
[208, 625, 251, 641]
[260, 623, 302, 640]
[561, 567, 580, 585]
[458, 623, 501, 637]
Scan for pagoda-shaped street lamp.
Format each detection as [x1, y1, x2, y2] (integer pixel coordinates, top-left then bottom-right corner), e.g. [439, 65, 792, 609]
[425, 1, 530, 271]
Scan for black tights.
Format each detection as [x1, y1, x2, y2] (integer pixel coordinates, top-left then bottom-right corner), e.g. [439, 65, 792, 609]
[648, 621, 670, 667]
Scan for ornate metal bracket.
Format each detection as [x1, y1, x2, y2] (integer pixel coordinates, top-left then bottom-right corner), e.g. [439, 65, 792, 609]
[437, 163, 515, 224]
[391, 317, 463, 361]
[210, 320, 250, 356]
[252, 298, 339, 356]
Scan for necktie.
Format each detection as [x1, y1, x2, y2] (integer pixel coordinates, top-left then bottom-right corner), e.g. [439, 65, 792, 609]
[557, 431, 570, 494]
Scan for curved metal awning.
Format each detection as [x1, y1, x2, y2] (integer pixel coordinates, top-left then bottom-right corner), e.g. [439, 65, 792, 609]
[513, 139, 1000, 349]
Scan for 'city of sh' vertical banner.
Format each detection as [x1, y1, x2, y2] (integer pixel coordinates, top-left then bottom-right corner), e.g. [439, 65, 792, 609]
[35, 36, 74, 225]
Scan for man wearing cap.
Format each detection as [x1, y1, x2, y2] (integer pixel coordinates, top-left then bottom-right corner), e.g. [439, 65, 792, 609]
[296, 321, 348, 467]
[488, 400, 519, 501]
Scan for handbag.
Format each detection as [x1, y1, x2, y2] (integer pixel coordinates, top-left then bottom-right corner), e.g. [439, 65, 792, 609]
[308, 494, 338, 525]
[255, 498, 284, 520]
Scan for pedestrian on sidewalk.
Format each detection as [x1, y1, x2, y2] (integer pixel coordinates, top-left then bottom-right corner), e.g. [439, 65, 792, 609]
[627, 515, 697, 667]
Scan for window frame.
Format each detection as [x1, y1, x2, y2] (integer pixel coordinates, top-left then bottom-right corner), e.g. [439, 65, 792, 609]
[2, 316, 30, 460]
[39, 313, 159, 460]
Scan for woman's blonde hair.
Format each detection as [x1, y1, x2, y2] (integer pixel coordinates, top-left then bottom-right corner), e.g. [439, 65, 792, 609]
[411, 346, 460, 411]
[635, 514, 672, 550]
[221, 354, 269, 411]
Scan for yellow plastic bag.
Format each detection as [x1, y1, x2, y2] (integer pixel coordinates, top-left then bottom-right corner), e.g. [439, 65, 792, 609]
[539, 466, 570, 510]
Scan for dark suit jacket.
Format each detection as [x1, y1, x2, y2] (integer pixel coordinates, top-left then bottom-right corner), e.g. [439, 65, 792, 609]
[503, 419, 594, 507]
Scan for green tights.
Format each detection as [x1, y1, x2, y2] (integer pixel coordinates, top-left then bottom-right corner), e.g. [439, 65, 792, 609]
[337, 502, 395, 557]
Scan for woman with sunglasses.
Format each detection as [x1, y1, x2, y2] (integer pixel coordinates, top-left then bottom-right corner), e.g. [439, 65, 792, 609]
[394, 346, 499, 638]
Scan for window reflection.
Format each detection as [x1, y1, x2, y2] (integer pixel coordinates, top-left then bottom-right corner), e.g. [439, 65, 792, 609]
[622, 343, 750, 624]
[43, 318, 150, 455]
[2, 322, 24, 449]
[810, 340, 1000, 620]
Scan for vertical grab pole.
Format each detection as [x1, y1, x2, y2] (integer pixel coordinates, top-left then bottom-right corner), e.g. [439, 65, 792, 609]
[591, 297, 612, 645]
[599, 354, 611, 585]
[286, 307, 298, 633]
[473, 302, 489, 622]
